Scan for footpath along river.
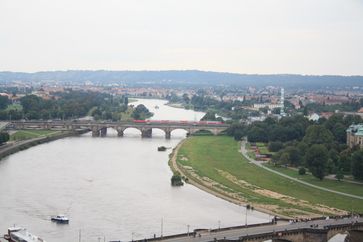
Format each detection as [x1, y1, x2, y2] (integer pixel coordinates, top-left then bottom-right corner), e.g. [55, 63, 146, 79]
[0, 99, 344, 241]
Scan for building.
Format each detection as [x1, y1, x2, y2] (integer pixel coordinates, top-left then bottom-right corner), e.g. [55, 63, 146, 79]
[346, 124, 363, 148]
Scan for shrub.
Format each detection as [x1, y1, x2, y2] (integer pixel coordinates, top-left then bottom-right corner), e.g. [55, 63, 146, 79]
[298, 167, 306, 175]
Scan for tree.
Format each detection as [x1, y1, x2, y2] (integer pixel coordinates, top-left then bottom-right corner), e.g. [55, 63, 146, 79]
[303, 125, 334, 145]
[0, 95, 10, 110]
[285, 146, 301, 166]
[182, 93, 190, 103]
[247, 126, 268, 143]
[226, 123, 247, 140]
[272, 107, 280, 114]
[171, 172, 184, 186]
[335, 169, 344, 181]
[268, 141, 283, 152]
[305, 144, 328, 180]
[279, 152, 290, 166]
[339, 149, 352, 173]
[132, 104, 152, 120]
[201, 111, 217, 121]
[298, 167, 306, 175]
[0, 132, 10, 145]
[351, 149, 363, 180]
[259, 106, 268, 114]
[331, 123, 347, 143]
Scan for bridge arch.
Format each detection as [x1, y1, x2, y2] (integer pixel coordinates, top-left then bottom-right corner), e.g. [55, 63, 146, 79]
[189, 127, 224, 136]
[327, 227, 363, 241]
[170, 128, 189, 138]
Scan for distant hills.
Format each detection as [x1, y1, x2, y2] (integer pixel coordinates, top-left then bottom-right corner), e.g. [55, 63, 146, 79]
[0, 70, 362, 89]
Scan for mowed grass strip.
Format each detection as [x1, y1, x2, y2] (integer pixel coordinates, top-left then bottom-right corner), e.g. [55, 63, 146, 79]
[10, 130, 61, 141]
[177, 136, 363, 213]
[264, 164, 363, 197]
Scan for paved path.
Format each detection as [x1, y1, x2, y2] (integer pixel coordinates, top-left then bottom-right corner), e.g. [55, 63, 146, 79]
[149, 217, 363, 242]
[240, 141, 363, 200]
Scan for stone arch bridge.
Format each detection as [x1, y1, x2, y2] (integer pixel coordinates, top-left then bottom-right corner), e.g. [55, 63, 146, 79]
[9, 120, 230, 139]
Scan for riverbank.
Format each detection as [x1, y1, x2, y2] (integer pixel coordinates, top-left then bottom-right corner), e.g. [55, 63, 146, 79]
[168, 138, 289, 219]
[170, 136, 363, 218]
[0, 129, 87, 161]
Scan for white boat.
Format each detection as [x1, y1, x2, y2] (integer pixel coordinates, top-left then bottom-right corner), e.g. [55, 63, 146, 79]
[51, 214, 69, 224]
[4, 227, 46, 242]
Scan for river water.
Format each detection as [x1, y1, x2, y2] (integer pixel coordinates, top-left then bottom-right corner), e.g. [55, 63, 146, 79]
[0, 99, 345, 241]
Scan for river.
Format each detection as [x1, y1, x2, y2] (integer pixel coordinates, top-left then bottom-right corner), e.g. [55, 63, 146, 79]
[0, 99, 345, 241]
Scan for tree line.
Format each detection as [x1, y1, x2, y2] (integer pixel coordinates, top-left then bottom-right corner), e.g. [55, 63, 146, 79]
[227, 114, 363, 181]
[0, 91, 151, 121]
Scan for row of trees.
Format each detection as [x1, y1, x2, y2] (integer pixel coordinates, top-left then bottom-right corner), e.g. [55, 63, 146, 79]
[227, 114, 363, 180]
[0, 92, 134, 121]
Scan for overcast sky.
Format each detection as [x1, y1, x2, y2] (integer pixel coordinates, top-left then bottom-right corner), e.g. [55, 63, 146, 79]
[1, 0, 363, 75]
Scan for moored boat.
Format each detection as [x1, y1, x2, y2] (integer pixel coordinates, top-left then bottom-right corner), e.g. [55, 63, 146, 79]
[4, 227, 46, 242]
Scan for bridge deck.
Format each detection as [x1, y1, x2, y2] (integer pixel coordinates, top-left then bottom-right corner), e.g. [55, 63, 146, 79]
[138, 217, 363, 242]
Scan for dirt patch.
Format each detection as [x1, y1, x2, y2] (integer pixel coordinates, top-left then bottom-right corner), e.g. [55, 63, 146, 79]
[179, 156, 189, 161]
[216, 169, 346, 217]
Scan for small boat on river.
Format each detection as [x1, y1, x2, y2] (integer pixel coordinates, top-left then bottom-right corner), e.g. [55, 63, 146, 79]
[4, 227, 46, 242]
[158, 146, 167, 151]
[51, 215, 69, 224]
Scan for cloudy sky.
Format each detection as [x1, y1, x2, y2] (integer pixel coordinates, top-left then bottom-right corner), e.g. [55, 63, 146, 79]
[1, 0, 363, 75]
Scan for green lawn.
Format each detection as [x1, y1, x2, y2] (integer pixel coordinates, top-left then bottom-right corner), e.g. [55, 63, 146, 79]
[10, 130, 61, 141]
[264, 163, 363, 197]
[177, 136, 363, 216]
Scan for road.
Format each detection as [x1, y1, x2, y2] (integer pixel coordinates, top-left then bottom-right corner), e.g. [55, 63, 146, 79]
[150, 217, 363, 242]
[240, 141, 363, 200]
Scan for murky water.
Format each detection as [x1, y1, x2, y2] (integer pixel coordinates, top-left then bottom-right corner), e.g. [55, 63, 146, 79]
[0, 99, 272, 242]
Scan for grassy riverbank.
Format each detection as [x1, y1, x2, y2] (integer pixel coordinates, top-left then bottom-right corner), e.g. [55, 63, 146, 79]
[263, 164, 363, 197]
[10, 130, 62, 141]
[174, 136, 363, 217]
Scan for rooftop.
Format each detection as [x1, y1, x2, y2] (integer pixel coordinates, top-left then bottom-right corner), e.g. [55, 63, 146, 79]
[347, 124, 363, 136]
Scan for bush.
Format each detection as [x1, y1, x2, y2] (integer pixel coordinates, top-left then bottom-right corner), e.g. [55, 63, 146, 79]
[298, 167, 306, 175]
[171, 173, 184, 186]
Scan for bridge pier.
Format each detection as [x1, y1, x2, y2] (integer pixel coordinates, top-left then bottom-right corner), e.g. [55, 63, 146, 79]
[92, 130, 100, 137]
[116, 127, 124, 137]
[92, 127, 100, 137]
[165, 131, 171, 139]
[141, 128, 152, 138]
[100, 127, 107, 137]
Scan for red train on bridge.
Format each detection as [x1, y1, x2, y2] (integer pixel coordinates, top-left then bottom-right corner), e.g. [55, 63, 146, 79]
[133, 120, 223, 125]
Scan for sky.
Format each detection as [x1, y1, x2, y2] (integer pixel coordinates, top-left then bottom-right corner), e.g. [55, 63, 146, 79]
[0, 0, 363, 75]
